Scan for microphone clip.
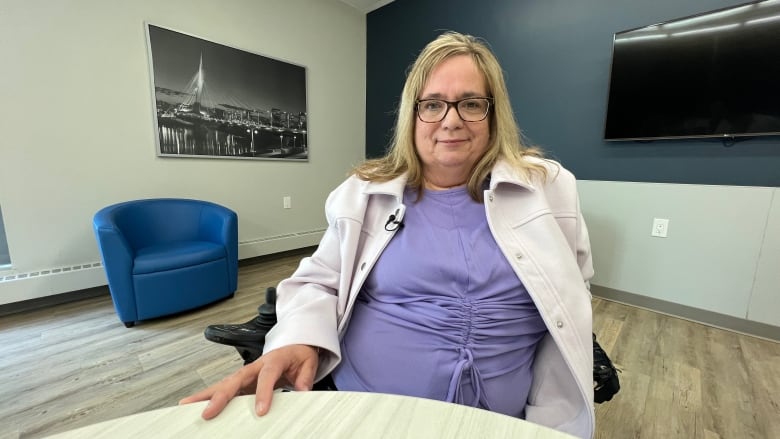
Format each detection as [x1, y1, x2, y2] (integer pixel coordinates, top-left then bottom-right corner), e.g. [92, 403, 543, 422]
[384, 208, 404, 231]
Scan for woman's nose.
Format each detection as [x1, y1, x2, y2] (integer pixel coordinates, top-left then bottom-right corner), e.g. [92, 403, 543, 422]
[441, 103, 463, 128]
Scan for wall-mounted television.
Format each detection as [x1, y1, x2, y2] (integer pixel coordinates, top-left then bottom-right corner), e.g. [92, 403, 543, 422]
[604, 0, 780, 141]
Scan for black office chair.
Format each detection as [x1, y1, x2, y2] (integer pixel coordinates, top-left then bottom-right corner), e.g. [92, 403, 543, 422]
[203, 287, 620, 402]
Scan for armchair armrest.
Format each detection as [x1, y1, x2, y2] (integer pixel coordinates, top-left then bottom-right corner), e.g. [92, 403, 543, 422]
[198, 203, 238, 291]
[93, 211, 137, 323]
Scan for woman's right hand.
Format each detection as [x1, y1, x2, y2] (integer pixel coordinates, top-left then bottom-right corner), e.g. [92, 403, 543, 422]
[178, 344, 320, 420]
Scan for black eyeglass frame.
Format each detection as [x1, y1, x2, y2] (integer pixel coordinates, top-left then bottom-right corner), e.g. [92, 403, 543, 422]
[415, 97, 494, 123]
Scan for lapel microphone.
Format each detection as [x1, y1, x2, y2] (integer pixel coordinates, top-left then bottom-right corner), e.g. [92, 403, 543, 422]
[384, 208, 404, 231]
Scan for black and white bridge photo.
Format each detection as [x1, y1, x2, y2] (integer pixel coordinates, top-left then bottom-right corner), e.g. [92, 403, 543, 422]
[146, 24, 308, 161]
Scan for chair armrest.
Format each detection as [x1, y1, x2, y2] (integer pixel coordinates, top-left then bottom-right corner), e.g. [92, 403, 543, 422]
[198, 203, 238, 291]
[93, 213, 137, 322]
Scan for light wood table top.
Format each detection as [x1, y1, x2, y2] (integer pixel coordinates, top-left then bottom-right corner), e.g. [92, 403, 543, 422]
[44, 391, 576, 438]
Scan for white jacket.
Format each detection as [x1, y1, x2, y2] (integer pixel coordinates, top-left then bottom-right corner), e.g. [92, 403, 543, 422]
[264, 158, 595, 438]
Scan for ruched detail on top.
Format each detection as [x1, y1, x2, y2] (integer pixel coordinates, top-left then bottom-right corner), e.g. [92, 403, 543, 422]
[332, 186, 547, 418]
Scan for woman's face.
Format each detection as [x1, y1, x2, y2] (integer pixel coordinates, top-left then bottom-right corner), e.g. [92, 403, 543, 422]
[414, 54, 491, 184]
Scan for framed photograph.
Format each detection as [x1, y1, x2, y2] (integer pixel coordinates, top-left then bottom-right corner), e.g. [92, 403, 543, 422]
[145, 23, 308, 161]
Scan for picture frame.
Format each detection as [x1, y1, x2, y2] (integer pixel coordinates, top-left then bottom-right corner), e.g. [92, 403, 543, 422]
[145, 23, 308, 161]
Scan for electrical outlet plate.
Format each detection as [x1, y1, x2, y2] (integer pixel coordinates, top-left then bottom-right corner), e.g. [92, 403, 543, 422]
[283, 196, 292, 209]
[651, 218, 669, 238]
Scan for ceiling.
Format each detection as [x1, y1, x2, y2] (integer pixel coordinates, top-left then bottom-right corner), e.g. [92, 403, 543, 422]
[338, 0, 395, 14]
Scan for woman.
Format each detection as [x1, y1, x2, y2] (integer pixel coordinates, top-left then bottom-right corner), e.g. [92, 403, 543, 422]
[181, 31, 595, 438]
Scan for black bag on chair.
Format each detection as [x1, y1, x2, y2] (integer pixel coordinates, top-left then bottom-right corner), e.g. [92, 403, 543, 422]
[593, 333, 620, 403]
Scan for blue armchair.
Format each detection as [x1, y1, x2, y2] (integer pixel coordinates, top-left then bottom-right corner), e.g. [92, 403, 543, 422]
[93, 198, 238, 327]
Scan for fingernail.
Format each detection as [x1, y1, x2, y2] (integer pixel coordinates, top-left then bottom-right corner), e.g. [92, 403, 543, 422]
[255, 402, 265, 415]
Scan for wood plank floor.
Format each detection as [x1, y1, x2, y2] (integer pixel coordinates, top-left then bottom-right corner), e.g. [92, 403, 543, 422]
[1, 249, 778, 438]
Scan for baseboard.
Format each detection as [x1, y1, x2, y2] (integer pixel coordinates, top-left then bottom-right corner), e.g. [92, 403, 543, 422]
[0, 285, 110, 318]
[0, 232, 325, 307]
[0, 265, 107, 306]
[592, 285, 780, 342]
[239, 245, 316, 267]
[238, 230, 324, 259]
[0, 245, 318, 317]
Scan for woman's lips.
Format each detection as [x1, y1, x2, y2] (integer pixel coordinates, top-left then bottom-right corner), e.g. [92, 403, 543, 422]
[438, 138, 466, 145]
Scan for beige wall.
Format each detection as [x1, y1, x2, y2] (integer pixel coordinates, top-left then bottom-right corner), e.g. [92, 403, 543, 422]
[0, 0, 366, 304]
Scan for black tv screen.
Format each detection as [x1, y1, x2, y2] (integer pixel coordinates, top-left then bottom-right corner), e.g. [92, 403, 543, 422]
[604, 0, 780, 141]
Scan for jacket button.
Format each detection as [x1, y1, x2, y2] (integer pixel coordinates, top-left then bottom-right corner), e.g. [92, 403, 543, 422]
[488, 194, 494, 202]
[556, 321, 564, 328]
[360, 262, 366, 271]
[515, 253, 523, 259]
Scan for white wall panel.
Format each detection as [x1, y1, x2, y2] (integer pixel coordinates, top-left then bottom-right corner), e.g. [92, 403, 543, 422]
[579, 180, 775, 320]
[747, 188, 780, 326]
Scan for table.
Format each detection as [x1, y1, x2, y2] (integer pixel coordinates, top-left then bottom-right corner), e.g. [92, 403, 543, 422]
[44, 391, 576, 438]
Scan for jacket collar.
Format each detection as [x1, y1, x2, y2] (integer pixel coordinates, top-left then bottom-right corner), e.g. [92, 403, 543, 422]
[360, 158, 538, 199]
[488, 159, 537, 192]
[362, 175, 408, 200]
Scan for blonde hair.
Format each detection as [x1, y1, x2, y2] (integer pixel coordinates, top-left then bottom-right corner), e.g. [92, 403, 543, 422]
[353, 31, 547, 201]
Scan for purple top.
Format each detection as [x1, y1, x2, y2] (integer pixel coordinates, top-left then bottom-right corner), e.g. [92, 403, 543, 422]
[331, 186, 548, 418]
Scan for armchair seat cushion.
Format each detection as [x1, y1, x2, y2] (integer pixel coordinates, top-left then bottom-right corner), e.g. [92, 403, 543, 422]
[133, 241, 226, 275]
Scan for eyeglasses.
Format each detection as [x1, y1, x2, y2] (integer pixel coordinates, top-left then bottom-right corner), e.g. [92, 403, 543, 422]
[415, 97, 493, 123]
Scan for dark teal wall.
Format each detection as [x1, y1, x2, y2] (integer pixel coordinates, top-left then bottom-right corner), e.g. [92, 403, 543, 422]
[366, 0, 780, 186]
